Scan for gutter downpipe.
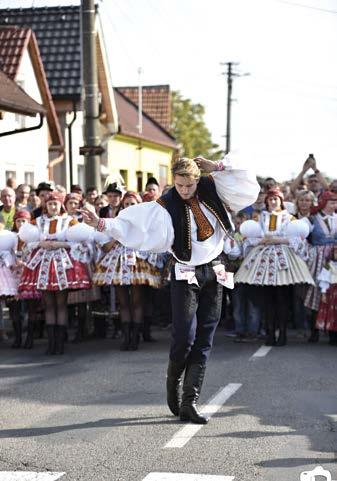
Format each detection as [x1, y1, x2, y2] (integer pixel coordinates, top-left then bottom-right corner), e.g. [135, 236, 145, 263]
[66, 101, 77, 188]
[0, 113, 44, 137]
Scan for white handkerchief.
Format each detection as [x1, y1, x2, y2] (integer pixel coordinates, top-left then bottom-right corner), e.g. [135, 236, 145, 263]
[175, 263, 199, 286]
[213, 264, 234, 289]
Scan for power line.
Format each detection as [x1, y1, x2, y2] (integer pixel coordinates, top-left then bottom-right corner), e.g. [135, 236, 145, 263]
[276, 0, 337, 15]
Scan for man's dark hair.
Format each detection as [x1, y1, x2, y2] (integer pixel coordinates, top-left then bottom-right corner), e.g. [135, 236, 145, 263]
[86, 186, 97, 194]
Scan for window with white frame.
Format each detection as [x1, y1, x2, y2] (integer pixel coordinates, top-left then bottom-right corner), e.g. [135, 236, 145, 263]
[24, 172, 35, 186]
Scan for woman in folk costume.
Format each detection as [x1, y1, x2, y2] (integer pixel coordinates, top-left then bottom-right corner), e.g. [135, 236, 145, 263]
[93, 191, 161, 351]
[11, 210, 41, 349]
[304, 191, 337, 342]
[316, 245, 337, 345]
[0, 223, 19, 347]
[64, 193, 100, 343]
[235, 187, 314, 346]
[82, 155, 259, 425]
[18, 191, 92, 355]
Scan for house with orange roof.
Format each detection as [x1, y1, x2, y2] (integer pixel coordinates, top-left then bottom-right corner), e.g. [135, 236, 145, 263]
[110, 88, 176, 191]
[0, 5, 177, 192]
[0, 26, 63, 187]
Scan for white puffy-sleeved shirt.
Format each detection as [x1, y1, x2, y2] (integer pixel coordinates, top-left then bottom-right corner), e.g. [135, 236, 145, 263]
[99, 159, 259, 267]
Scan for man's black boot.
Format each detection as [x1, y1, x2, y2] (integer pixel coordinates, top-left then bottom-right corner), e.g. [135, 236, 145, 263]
[166, 360, 185, 416]
[179, 363, 209, 424]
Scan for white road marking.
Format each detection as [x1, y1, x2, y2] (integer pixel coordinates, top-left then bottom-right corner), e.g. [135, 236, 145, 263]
[0, 363, 58, 369]
[164, 383, 242, 449]
[142, 473, 234, 481]
[0, 473, 65, 480]
[249, 346, 272, 360]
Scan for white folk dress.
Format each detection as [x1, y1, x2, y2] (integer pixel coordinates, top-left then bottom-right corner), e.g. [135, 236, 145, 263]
[235, 210, 314, 286]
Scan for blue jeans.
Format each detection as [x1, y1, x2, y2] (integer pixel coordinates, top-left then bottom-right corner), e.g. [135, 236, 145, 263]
[232, 284, 261, 335]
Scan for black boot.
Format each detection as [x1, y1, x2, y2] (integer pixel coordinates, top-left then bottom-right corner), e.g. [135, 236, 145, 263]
[55, 325, 66, 355]
[328, 331, 337, 346]
[120, 323, 130, 351]
[166, 360, 186, 416]
[308, 329, 319, 343]
[130, 322, 141, 351]
[276, 326, 287, 346]
[23, 321, 34, 349]
[179, 363, 209, 424]
[308, 311, 319, 343]
[111, 318, 122, 339]
[46, 325, 56, 355]
[143, 316, 156, 342]
[11, 321, 22, 348]
[265, 318, 276, 346]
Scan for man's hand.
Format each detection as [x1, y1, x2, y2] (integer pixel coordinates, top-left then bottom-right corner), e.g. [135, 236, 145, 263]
[193, 157, 216, 173]
[303, 155, 316, 172]
[79, 208, 100, 228]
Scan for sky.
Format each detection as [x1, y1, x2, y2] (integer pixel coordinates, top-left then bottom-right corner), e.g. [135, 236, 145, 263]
[2, 0, 337, 181]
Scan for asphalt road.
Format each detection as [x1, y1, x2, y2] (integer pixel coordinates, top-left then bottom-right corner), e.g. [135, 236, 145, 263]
[0, 329, 336, 481]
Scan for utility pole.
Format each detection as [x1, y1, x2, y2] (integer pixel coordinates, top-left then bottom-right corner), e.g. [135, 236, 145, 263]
[221, 62, 249, 154]
[81, 0, 102, 190]
[137, 67, 143, 135]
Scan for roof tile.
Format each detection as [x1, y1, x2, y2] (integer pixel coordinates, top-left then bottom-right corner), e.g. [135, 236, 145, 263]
[115, 89, 176, 150]
[0, 5, 81, 98]
[0, 69, 45, 116]
[117, 85, 172, 131]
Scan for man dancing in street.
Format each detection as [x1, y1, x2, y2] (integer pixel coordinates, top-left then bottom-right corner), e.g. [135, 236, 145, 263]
[82, 156, 259, 424]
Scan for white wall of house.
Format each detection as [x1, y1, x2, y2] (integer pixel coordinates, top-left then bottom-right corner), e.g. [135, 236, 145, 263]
[0, 48, 49, 187]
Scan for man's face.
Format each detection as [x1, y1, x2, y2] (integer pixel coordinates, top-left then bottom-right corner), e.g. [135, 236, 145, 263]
[107, 192, 122, 207]
[174, 175, 199, 200]
[307, 176, 321, 194]
[38, 189, 52, 204]
[1, 188, 16, 209]
[86, 190, 97, 204]
[16, 185, 30, 203]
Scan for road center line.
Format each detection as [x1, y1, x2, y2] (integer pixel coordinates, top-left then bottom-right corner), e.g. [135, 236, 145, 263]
[0, 473, 65, 480]
[164, 383, 242, 449]
[249, 346, 272, 361]
[142, 473, 234, 480]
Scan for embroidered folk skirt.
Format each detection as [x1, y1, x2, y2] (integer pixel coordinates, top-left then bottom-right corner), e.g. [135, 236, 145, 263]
[18, 247, 91, 292]
[304, 245, 333, 311]
[316, 285, 337, 332]
[0, 265, 17, 297]
[93, 244, 161, 288]
[235, 244, 314, 286]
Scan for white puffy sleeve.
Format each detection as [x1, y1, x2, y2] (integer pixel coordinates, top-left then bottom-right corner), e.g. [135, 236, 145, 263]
[317, 267, 331, 293]
[211, 154, 260, 212]
[99, 201, 174, 253]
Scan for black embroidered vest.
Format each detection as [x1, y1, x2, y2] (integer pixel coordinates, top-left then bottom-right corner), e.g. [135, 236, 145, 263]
[157, 176, 233, 262]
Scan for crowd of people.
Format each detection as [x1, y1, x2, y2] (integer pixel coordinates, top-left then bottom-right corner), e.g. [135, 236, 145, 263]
[0, 154, 336, 356]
